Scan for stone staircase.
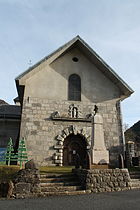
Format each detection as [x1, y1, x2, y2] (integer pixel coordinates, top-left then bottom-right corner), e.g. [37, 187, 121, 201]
[129, 171, 140, 189]
[39, 172, 90, 196]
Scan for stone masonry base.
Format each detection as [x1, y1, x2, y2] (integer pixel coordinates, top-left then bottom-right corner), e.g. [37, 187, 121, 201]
[73, 168, 131, 193]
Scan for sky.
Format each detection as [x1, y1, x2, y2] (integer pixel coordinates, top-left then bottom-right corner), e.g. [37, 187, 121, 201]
[0, 0, 140, 127]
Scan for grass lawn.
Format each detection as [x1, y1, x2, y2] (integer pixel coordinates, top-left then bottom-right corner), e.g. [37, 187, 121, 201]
[0, 163, 75, 182]
[39, 166, 74, 174]
[0, 165, 20, 181]
[0, 164, 74, 181]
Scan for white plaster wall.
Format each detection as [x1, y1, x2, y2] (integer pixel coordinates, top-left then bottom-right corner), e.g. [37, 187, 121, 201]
[24, 48, 121, 103]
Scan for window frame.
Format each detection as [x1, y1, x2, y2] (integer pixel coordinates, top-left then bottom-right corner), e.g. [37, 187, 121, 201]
[68, 74, 81, 101]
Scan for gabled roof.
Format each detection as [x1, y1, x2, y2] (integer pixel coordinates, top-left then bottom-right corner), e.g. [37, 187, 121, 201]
[15, 35, 134, 98]
[0, 99, 8, 105]
[0, 105, 21, 119]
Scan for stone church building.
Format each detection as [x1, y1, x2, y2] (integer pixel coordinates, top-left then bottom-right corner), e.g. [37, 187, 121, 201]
[15, 36, 133, 168]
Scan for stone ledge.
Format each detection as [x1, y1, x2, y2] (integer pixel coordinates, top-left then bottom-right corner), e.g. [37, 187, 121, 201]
[51, 117, 91, 122]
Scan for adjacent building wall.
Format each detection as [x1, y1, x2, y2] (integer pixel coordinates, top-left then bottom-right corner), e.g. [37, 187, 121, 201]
[0, 119, 20, 148]
[0, 105, 21, 148]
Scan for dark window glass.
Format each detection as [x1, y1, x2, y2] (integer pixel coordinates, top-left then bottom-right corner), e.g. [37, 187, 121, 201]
[68, 74, 81, 101]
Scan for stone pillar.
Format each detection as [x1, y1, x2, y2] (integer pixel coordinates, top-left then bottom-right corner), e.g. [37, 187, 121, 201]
[126, 141, 135, 167]
[91, 113, 109, 165]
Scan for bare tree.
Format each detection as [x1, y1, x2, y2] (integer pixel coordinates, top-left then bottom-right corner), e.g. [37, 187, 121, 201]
[123, 123, 129, 132]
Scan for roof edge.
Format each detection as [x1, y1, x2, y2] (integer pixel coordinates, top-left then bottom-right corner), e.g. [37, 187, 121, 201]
[15, 35, 134, 96]
[15, 35, 80, 81]
[74, 37, 134, 95]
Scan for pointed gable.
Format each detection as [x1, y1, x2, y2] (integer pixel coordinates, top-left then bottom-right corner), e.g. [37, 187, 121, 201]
[15, 36, 133, 102]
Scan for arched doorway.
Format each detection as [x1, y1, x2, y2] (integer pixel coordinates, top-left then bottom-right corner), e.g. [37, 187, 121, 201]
[63, 134, 87, 167]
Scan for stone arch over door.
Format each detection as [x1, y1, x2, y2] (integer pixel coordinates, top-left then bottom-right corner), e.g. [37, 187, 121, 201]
[54, 125, 91, 166]
[63, 134, 87, 166]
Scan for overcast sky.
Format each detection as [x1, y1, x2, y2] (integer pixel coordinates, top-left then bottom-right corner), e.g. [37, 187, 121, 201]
[0, 0, 139, 127]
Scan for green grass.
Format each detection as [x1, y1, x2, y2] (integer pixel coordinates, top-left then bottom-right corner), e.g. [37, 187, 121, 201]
[0, 165, 74, 182]
[0, 165, 20, 181]
[0, 161, 6, 166]
[40, 166, 74, 174]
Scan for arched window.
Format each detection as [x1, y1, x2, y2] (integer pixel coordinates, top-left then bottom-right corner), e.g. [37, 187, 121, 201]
[68, 74, 81, 101]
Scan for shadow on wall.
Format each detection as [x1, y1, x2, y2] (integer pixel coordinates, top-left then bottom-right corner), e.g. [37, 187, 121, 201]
[50, 47, 121, 103]
[109, 145, 124, 168]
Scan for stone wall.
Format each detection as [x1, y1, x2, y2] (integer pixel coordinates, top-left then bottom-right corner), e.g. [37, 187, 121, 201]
[74, 168, 131, 193]
[0, 168, 132, 198]
[19, 96, 123, 167]
[13, 169, 40, 198]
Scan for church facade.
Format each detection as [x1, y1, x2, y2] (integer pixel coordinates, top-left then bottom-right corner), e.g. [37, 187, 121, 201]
[15, 36, 133, 167]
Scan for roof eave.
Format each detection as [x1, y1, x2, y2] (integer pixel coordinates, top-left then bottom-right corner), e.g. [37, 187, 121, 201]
[74, 37, 134, 97]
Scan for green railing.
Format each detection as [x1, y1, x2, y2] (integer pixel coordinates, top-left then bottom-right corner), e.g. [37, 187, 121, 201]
[0, 138, 28, 169]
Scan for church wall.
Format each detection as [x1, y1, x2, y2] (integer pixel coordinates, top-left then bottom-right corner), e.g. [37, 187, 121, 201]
[20, 96, 123, 167]
[18, 47, 125, 167]
[23, 48, 121, 103]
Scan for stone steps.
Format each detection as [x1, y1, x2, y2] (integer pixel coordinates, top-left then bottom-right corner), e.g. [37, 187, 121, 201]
[129, 171, 140, 174]
[39, 190, 91, 196]
[40, 181, 80, 187]
[130, 174, 140, 179]
[40, 173, 72, 178]
[41, 185, 82, 192]
[129, 171, 140, 189]
[129, 171, 140, 176]
[130, 179, 140, 188]
[39, 172, 85, 195]
[131, 179, 140, 182]
[40, 176, 77, 183]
